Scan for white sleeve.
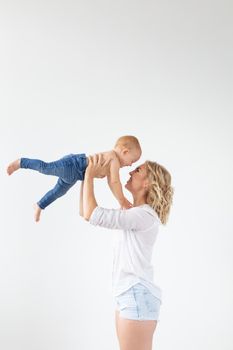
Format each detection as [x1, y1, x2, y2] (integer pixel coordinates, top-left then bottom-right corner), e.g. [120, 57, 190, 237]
[89, 206, 156, 231]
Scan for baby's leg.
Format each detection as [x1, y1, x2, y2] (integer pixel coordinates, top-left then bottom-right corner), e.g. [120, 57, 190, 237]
[35, 178, 74, 221]
[8, 154, 84, 183]
[7, 157, 62, 177]
[20, 157, 72, 178]
[34, 203, 42, 222]
[7, 159, 20, 175]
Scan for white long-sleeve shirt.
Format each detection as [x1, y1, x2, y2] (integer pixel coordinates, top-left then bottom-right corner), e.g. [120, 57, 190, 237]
[89, 204, 163, 302]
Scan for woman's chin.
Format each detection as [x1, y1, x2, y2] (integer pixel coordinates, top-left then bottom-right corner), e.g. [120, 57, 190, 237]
[125, 183, 131, 191]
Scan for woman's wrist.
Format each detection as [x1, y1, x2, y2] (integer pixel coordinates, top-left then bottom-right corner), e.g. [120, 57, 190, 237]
[85, 169, 94, 180]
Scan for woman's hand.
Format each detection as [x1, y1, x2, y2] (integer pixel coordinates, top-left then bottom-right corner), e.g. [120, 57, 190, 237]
[86, 154, 110, 178]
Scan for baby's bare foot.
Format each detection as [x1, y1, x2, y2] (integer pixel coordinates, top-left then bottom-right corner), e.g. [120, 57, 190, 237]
[7, 159, 20, 175]
[34, 203, 42, 222]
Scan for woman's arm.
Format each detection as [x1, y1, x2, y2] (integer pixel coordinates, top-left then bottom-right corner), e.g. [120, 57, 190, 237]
[83, 154, 106, 220]
[79, 181, 84, 217]
[83, 171, 98, 220]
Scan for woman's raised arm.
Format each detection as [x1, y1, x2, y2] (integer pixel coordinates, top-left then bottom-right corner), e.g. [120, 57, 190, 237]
[83, 171, 98, 220]
[79, 181, 84, 217]
[82, 155, 105, 220]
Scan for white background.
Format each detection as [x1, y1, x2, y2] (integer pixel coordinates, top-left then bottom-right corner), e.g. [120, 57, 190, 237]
[1, 1, 233, 349]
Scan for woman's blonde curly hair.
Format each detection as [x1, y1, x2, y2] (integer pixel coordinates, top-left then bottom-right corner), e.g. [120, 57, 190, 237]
[145, 161, 174, 225]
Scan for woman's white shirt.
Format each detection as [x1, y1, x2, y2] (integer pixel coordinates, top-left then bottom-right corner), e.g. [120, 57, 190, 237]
[89, 204, 162, 302]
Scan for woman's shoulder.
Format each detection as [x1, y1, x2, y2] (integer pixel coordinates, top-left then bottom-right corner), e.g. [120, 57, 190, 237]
[133, 204, 161, 224]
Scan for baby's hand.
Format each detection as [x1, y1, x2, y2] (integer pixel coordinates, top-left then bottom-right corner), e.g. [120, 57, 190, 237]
[120, 198, 133, 209]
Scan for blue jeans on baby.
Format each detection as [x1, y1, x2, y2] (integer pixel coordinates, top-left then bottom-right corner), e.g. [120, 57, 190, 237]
[20, 153, 87, 209]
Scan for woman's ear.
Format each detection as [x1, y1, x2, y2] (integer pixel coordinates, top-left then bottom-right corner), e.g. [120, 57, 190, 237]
[143, 179, 149, 190]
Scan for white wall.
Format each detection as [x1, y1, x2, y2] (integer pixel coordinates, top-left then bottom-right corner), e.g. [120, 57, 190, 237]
[1, 1, 232, 349]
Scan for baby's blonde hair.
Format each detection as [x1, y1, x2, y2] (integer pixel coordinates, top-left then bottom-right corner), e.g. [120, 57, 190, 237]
[115, 135, 141, 153]
[145, 161, 174, 225]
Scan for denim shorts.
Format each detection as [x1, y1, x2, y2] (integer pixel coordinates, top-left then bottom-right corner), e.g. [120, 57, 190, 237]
[115, 283, 162, 321]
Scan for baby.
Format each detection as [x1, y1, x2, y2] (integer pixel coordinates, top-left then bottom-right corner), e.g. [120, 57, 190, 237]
[7, 135, 142, 222]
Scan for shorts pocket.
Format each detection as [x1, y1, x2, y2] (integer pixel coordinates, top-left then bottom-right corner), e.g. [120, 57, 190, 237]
[144, 291, 161, 313]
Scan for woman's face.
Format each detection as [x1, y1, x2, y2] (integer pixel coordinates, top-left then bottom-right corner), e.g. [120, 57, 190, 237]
[125, 162, 149, 194]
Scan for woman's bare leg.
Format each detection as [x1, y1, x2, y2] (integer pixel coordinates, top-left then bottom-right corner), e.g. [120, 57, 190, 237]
[115, 310, 157, 350]
[115, 310, 120, 340]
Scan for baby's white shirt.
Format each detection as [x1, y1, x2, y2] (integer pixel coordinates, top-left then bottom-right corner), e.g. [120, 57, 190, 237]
[89, 204, 163, 301]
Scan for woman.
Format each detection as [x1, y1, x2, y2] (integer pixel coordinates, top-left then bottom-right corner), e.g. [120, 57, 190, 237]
[79, 154, 174, 350]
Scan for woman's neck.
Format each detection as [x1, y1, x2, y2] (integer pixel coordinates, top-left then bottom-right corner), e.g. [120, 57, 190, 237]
[133, 197, 147, 207]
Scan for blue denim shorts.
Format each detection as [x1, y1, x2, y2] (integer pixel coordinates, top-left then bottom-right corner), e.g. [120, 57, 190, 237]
[115, 283, 162, 321]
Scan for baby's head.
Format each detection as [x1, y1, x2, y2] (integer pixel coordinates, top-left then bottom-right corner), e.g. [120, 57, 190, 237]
[114, 135, 142, 167]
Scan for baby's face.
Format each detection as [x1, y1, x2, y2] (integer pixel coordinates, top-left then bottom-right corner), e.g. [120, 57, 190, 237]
[120, 149, 141, 167]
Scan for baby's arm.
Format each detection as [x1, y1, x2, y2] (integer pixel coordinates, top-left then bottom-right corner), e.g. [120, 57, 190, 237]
[107, 159, 132, 209]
